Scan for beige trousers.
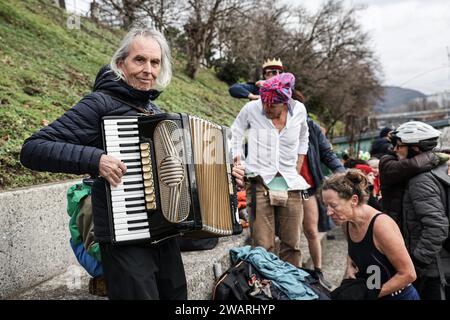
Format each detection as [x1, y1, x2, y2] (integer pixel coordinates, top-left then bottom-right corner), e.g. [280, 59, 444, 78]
[246, 178, 304, 267]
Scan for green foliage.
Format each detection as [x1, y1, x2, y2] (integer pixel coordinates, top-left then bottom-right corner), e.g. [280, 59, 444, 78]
[0, 0, 245, 190]
[213, 58, 251, 86]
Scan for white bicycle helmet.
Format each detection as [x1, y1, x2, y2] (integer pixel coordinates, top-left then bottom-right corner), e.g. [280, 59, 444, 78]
[391, 121, 441, 151]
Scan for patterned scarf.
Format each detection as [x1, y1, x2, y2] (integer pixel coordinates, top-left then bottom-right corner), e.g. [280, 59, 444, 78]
[260, 72, 295, 107]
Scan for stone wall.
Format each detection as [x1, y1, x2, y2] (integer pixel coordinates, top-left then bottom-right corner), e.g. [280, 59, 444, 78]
[0, 180, 79, 298]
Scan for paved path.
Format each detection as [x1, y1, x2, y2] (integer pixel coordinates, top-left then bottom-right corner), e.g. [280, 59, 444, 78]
[8, 227, 348, 299]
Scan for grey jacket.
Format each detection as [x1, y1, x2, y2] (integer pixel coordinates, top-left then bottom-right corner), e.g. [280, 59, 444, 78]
[402, 164, 450, 277]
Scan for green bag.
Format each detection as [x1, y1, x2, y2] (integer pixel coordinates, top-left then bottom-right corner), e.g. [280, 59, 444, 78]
[67, 180, 101, 262]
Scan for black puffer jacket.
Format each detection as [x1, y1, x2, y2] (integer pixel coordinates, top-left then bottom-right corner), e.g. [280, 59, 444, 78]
[402, 164, 450, 278]
[20, 65, 161, 242]
[379, 151, 440, 226]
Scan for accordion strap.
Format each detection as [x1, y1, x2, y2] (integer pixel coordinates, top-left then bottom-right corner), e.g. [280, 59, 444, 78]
[97, 90, 154, 116]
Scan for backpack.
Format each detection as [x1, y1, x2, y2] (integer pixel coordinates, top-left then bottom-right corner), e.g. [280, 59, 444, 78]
[431, 164, 450, 252]
[212, 260, 330, 300]
[67, 178, 103, 278]
[212, 260, 288, 300]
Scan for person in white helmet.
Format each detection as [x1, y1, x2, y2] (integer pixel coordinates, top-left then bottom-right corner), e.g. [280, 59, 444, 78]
[390, 121, 450, 300]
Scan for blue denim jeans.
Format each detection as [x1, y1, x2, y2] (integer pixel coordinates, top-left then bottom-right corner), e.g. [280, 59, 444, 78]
[382, 284, 420, 300]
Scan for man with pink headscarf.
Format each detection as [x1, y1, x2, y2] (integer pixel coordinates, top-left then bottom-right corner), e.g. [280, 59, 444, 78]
[231, 73, 309, 267]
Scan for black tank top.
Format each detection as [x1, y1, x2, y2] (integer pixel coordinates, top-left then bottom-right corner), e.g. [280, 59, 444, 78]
[347, 213, 397, 284]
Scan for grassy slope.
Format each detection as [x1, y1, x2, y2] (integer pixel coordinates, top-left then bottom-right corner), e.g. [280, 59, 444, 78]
[0, 0, 245, 190]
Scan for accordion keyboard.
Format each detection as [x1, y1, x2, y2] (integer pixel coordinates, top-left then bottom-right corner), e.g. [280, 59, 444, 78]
[103, 118, 152, 242]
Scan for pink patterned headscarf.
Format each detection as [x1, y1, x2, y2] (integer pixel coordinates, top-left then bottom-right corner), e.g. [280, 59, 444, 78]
[260, 72, 295, 107]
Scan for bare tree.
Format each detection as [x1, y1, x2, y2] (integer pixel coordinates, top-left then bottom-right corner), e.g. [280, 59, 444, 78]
[97, 0, 142, 29]
[138, 0, 185, 32]
[284, 0, 382, 142]
[183, 0, 254, 79]
[214, 0, 291, 81]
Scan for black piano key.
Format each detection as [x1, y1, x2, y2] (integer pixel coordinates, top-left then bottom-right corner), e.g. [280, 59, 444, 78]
[122, 187, 144, 192]
[126, 203, 145, 208]
[124, 171, 142, 177]
[118, 127, 138, 132]
[123, 180, 143, 186]
[120, 149, 139, 154]
[119, 143, 140, 148]
[128, 219, 148, 225]
[122, 159, 139, 164]
[117, 121, 138, 126]
[128, 225, 150, 231]
[118, 133, 139, 138]
[126, 165, 142, 169]
[125, 196, 145, 202]
[125, 209, 147, 215]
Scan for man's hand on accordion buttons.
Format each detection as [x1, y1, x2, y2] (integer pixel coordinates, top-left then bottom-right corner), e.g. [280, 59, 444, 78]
[233, 155, 245, 190]
[99, 154, 127, 187]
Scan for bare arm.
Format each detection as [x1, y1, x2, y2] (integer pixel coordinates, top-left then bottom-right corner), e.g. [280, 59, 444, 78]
[373, 214, 417, 298]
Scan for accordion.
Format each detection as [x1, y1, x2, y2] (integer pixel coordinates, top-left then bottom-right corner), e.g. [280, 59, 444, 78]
[101, 113, 242, 244]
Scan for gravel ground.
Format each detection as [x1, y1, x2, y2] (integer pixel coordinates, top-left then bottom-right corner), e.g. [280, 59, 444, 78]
[320, 226, 348, 290]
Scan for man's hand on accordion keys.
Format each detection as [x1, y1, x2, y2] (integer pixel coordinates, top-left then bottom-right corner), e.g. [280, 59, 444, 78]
[99, 154, 127, 187]
[232, 155, 245, 190]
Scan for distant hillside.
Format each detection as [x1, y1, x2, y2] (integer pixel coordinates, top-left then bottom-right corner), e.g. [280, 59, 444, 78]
[373, 86, 426, 113]
[0, 0, 245, 190]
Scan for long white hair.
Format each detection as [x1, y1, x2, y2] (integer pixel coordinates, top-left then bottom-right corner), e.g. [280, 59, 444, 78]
[110, 27, 172, 89]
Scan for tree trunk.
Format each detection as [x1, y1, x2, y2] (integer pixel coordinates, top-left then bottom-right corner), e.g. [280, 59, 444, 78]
[186, 56, 200, 79]
[58, 0, 66, 10]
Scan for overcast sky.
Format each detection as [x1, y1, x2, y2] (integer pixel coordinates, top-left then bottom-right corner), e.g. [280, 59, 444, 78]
[67, 0, 450, 95]
[284, 0, 450, 95]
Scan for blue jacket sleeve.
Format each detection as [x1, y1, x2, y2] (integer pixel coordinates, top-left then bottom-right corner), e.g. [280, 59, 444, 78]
[314, 122, 345, 173]
[20, 93, 106, 177]
[228, 83, 259, 99]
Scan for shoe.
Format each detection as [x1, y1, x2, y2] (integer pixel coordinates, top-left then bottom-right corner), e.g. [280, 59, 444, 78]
[88, 277, 108, 297]
[315, 269, 333, 291]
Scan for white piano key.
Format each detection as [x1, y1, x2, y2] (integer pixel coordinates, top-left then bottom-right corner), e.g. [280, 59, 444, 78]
[114, 216, 148, 225]
[103, 119, 138, 125]
[107, 152, 140, 160]
[111, 193, 145, 202]
[111, 189, 144, 197]
[115, 228, 150, 236]
[106, 138, 140, 147]
[106, 146, 140, 152]
[105, 136, 139, 143]
[104, 124, 138, 130]
[110, 184, 144, 192]
[104, 130, 139, 136]
[121, 174, 143, 181]
[125, 167, 142, 173]
[110, 180, 143, 191]
[113, 212, 147, 219]
[114, 222, 149, 230]
[112, 199, 145, 209]
[111, 205, 146, 213]
[114, 215, 148, 224]
[121, 161, 142, 166]
[115, 232, 150, 242]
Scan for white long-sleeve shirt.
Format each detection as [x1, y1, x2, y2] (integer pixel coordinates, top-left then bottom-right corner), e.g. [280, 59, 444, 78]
[231, 99, 310, 190]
